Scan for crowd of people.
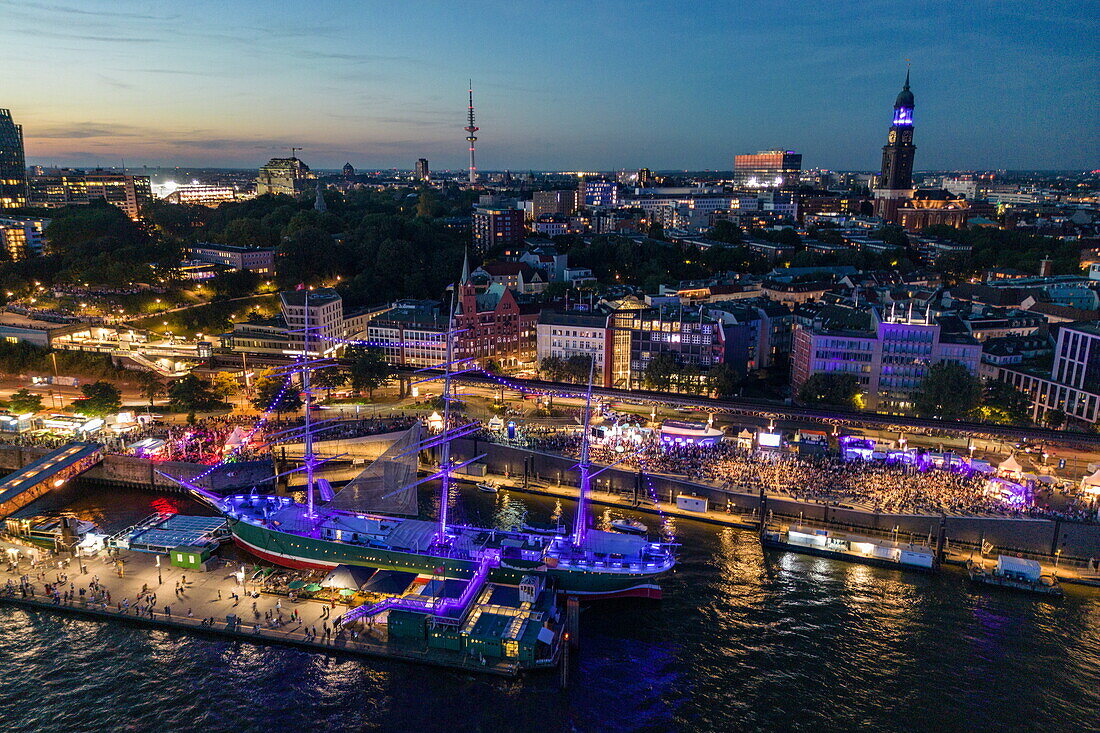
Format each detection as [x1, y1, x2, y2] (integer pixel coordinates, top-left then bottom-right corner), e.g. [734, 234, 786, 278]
[517, 429, 1096, 520]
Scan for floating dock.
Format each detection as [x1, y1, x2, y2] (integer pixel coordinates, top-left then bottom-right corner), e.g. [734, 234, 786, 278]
[106, 513, 229, 554]
[761, 523, 937, 572]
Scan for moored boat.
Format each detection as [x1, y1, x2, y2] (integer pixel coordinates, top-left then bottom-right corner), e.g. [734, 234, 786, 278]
[967, 555, 1063, 597]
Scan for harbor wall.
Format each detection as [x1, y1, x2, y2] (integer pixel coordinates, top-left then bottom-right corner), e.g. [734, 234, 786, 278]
[452, 439, 1100, 561]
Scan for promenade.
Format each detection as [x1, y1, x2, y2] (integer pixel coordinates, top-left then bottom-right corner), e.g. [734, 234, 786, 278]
[0, 545, 522, 677]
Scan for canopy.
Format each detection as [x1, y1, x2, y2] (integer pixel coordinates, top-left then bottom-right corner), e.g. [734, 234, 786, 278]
[1081, 468, 1100, 494]
[320, 564, 376, 590]
[287, 580, 306, 589]
[224, 426, 249, 449]
[998, 454, 1023, 475]
[304, 583, 323, 593]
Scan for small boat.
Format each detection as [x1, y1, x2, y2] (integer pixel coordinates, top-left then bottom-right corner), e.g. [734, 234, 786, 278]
[610, 518, 648, 536]
[477, 480, 500, 493]
[967, 555, 1064, 597]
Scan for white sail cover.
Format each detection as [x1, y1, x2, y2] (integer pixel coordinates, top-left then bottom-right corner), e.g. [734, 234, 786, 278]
[325, 422, 423, 515]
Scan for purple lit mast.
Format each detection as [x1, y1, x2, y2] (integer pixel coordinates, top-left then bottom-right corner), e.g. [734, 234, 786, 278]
[571, 360, 596, 544]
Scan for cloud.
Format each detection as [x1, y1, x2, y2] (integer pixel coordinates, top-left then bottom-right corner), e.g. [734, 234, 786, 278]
[29, 122, 149, 139]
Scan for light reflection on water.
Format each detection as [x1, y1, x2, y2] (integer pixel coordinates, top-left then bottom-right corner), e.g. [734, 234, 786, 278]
[0, 482, 1097, 732]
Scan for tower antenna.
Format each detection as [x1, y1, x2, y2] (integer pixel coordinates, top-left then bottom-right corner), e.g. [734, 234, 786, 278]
[290, 146, 302, 159]
[464, 80, 479, 185]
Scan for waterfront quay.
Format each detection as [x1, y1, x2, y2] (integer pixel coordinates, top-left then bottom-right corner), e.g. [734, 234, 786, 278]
[0, 545, 526, 678]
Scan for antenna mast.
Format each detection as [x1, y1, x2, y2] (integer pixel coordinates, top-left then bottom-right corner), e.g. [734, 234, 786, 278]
[437, 289, 458, 545]
[464, 81, 479, 185]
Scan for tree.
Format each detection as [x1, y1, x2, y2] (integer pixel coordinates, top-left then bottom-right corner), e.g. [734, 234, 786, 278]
[980, 379, 1032, 425]
[311, 366, 346, 398]
[167, 374, 221, 412]
[706, 363, 739, 398]
[210, 372, 241, 403]
[540, 356, 568, 382]
[564, 354, 594, 383]
[135, 372, 164, 413]
[643, 353, 678, 392]
[8, 388, 43, 414]
[347, 347, 394, 400]
[71, 381, 122, 418]
[1044, 409, 1067, 430]
[797, 373, 861, 409]
[708, 220, 743, 244]
[251, 374, 302, 414]
[914, 362, 981, 419]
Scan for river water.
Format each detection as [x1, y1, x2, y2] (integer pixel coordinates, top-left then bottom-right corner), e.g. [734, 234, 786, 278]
[0, 483, 1097, 733]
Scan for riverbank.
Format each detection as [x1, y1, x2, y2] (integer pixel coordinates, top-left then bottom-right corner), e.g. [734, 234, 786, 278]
[0, 548, 523, 677]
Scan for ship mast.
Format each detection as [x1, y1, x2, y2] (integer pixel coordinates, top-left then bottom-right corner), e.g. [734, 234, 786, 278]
[302, 290, 316, 519]
[436, 289, 458, 546]
[571, 358, 596, 545]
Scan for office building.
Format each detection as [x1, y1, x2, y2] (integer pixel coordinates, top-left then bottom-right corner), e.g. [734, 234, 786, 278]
[791, 305, 981, 413]
[637, 168, 654, 187]
[0, 109, 27, 209]
[26, 168, 89, 207]
[367, 300, 449, 369]
[733, 150, 802, 189]
[161, 184, 236, 207]
[607, 305, 726, 390]
[0, 216, 48, 259]
[256, 157, 316, 196]
[531, 190, 578, 219]
[188, 243, 276, 274]
[415, 158, 430, 181]
[873, 71, 917, 222]
[537, 310, 613, 387]
[993, 322, 1100, 425]
[84, 171, 152, 219]
[578, 179, 619, 208]
[472, 205, 525, 251]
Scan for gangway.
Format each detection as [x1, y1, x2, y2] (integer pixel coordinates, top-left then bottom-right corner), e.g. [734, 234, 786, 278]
[0, 443, 102, 518]
[339, 553, 497, 626]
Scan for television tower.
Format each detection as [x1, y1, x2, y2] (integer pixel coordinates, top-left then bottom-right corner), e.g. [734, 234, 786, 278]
[464, 80, 479, 185]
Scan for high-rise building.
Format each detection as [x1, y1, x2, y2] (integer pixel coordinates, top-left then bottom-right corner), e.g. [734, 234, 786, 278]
[256, 156, 316, 196]
[733, 150, 802, 189]
[342, 162, 355, 179]
[578, 179, 619, 208]
[873, 71, 917, 223]
[0, 216, 47, 260]
[84, 171, 152, 220]
[27, 168, 89, 207]
[472, 205, 525, 251]
[416, 158, 430, 181]
[637, 168, 654, 187]
[531, 190, 578, 219]
[0, 109, 27, 209]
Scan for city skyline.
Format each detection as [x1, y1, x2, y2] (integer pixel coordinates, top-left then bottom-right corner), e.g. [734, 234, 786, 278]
[1, 1, 1097, 172]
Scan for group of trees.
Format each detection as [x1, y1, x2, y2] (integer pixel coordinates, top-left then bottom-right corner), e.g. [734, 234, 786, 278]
[795, 362, 1046, 427]
[640, 355, 740, 398]
[539, 355, 594, 384]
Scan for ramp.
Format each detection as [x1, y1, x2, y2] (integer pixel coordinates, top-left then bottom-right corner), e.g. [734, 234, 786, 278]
[0, 443, 103, 518]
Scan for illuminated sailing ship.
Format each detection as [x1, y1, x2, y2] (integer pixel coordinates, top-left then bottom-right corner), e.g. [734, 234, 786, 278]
[167, 292, 676, 599]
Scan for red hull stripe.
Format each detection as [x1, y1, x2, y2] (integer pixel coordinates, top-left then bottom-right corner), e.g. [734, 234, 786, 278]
[233, 535, 663, 600]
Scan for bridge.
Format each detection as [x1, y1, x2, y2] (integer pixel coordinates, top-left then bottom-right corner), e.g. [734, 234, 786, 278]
[0, 443, 103, 518]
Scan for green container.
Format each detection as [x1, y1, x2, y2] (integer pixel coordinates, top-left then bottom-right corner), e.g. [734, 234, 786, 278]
[170, 545, 213, 570]
[388, 610, 426, 639]
[427, 628, 463, 652]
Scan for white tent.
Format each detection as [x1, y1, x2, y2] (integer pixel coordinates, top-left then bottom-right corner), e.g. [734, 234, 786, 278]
[998, 454, 1024, 476]
[1081, 468, 1100, 495]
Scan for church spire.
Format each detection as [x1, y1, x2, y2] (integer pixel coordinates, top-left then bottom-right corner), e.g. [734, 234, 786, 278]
[460, 247, 470, 284]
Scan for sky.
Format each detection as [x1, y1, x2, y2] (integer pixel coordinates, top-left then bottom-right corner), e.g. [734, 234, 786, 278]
[2, 1, 1097, 172]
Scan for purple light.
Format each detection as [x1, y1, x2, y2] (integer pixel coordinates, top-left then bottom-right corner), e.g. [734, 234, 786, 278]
[892, 107, 913, 126]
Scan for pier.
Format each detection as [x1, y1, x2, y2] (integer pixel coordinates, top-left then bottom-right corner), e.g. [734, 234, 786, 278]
[0, 546, 529, 678]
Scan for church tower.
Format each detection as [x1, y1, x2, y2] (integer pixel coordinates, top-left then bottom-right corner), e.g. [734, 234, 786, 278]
[873, 70, 916, 223]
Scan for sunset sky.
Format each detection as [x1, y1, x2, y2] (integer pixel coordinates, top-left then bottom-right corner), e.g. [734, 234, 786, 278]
[2, 0, 1096, 171]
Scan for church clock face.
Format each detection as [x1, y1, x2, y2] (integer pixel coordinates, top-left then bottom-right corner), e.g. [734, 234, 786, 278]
[888, 129, 898, 143]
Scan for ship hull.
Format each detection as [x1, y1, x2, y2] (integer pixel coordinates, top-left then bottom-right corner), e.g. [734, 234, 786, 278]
[229, 518, 664, 599]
